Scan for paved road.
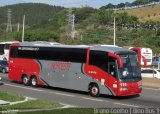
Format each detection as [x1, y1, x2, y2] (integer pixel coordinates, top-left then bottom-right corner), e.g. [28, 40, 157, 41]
[0, 73, 160, 108]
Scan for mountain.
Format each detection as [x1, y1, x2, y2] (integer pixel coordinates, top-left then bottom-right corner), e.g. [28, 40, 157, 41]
[0, 3, 64, 26]
[0, 4, 159, 53]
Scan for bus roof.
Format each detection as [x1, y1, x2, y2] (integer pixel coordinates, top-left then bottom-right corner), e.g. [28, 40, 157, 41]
[90, 45, 133, 54]
[19, 42, 134, 54]
[0, 41, 19, 44]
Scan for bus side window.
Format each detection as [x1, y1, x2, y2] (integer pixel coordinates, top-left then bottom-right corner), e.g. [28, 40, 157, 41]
[109, 64, 116, 76]
[89, 51, 108, 72]
[108, 57, 117, 78]
[0, 44, 5, 55]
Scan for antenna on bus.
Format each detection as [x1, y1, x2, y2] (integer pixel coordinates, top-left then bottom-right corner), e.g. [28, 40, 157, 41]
[22, 15, 25, 42]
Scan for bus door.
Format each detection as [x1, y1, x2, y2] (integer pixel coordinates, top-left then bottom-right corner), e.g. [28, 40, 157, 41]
[108, 61, 118, 95]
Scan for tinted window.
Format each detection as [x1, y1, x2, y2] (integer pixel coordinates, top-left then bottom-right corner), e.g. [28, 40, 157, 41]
[10, 47, 18, 58]
[141, 70, 149, 73]
[153, 57, 159, 61]
[10, 46, 87, 63]
[89, 50, 108, 71]
[148, 70, 154, 73]
[0, 44, 5, 55]
[141, 69, 156, 74]
[156, 57, 159, 61]
[0, 61, 8, 66]
[4, 44, 11, 49]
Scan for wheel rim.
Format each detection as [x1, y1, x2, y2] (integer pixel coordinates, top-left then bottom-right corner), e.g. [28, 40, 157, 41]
[91, 87, 98, 95]
[23, 77, 28, 84]
[31, 78, 37, 86]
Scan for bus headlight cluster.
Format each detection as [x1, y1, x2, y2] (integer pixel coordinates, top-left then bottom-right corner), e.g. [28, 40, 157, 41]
[120, 82, 127, 86]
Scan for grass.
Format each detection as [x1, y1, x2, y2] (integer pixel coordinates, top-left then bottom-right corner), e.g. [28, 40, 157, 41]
[0, 91, 25, 102]
[18, 108, 97, 114]
[0, 91, 63, 110]
[1, 100, 63, 110]
[116, 4, 160, 22]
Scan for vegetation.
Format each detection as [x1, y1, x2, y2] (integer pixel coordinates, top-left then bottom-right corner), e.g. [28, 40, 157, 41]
[14, 31, 60, 42]
[0, 3, 160, 54]
[0, 3, 64, 26]
[1, 100, 63, 110]
[0, 91, 25, 102]
[18, 108, 96, 114]
[100, 0, 160, 9]
[0, 90, 63, 111]
[117, 4, 160, 22]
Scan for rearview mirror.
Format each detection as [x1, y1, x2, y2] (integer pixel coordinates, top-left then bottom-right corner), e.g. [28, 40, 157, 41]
[108, 52, 123, 68]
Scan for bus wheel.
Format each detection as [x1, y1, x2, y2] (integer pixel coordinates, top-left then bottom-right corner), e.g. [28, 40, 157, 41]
[22, 75, 30, 86]
[89, 84, 100, 97]
[30, 76, 38, 87]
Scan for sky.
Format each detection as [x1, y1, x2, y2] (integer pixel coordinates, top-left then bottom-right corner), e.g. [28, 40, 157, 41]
[0, 0, 136, 8]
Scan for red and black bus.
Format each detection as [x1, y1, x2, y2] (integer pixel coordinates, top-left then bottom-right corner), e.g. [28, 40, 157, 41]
[8, 42, 142, 97]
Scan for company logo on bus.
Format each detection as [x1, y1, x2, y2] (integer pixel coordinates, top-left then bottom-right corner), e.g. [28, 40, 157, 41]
[18, 47, 39, 51]
[50, 62, 71, 71]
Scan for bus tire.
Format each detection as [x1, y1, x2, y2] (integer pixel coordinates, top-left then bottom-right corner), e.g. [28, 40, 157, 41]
[30, 76, 38, 87]
[22, 75, 30, 86]
[89, 84, 100, 97]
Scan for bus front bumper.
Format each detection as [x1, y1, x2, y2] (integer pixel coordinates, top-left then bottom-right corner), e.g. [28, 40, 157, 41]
[117, 87, 142, 96]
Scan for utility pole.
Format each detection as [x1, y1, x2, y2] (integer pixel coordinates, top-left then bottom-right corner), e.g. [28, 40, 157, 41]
[6, 9, 12, 32]
[22, 15, 25, 42]
[17, 22, 20, 32]
[67, 8, 75, 39]
[71, 14, 75, 39]
[113, 16, 116, 46]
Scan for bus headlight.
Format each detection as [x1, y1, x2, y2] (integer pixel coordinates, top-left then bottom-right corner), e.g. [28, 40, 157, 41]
[119, 87, 128, 91]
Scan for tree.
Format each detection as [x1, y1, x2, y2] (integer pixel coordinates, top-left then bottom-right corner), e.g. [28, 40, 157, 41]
[100, 3, 115, 9]
[74, 7, 96, 23]
[98, 9, 113, 25]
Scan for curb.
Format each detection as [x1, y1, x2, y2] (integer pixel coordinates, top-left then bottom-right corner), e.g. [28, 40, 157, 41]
[0, 97, 28, 106]
[0, 100, 9, 105]
[0, 104, 76, 113]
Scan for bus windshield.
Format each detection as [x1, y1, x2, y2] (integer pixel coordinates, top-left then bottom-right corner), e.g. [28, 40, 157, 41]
[118, 54, 141, 79]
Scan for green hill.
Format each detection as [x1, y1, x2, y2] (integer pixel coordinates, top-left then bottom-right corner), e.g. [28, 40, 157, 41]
[0, 3, 64, 26]
[0, 3, 160, 54]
